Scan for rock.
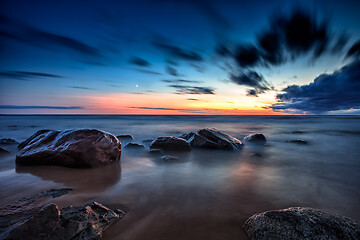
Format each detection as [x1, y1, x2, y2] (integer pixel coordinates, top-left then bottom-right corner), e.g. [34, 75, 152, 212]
[243, 207, 360, 240]
[116, 134, 134, 140]
[243, 133, 267, 143]
[161, 155, 178, 161]
[16, 129, 121, 168]
[0, 147, 10, 155]
[124, 142, 146, 149]
[0, 188, 72, 237]
[181, 128, 243, 150]
[150, 136, 191, 151]
[149, 149, 162, 154]
[0, 138, 19, 145]
[287, 139, 308, 144]
[18, 129, 53, 150]
[1, 202, 125, 240]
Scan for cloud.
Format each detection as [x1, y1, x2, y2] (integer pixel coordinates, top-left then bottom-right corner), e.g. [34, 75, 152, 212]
[168, 84, 215, 94]
[346, 40, 360, 59]
[166, 66, 179, 76]
[0, 71, 63, 81]
[270, 60, 360, 113]
[128, 56, 151, 67]
[0, 105, 83, 109]
[128, 106, 210, 114]
[187, 98, 199, 101]
[67, 86, 96, 90]
[0, 14, 104, 63]
[152, 39, 203, 62]
[230, 71, 271, 95]
[235, 45, 261, 67]
[132, 69, 162, 75]
[162, 79, 202, 84]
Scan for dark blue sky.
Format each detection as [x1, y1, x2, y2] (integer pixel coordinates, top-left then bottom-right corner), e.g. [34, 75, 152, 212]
[1, 0, 360, 114]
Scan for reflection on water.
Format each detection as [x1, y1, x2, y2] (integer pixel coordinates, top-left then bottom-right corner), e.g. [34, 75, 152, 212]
[0, 115, 360, 240]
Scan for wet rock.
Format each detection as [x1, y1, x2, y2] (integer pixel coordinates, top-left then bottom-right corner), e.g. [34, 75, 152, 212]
[0, 147, 10, 155]
[124, 142, 146, 149]
[0, 138, 19, 145]
[243, 207, 360, 240]
[287, 139, 308, 144]
[149, 149, 162, 154]
[150, 136, 191, 151]
[18, 129, 53, 150]
[243, 133, 266, 143]
[181, 128, 243, 150]
[116, 134, 134, 140]
[0, 188, 72, 235]
[1, 202, 125, 240]
[16, 129, 121, 168]
[161, 155, 178, 161]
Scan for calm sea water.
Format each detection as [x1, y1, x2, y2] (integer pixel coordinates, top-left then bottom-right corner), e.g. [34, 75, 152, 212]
[0, 115, 359, 239]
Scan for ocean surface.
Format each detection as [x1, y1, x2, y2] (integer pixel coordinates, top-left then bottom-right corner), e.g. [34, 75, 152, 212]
[1, 115, 360, 239]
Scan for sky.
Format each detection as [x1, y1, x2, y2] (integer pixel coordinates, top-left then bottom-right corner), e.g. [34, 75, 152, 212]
[0, 0, 360, 115]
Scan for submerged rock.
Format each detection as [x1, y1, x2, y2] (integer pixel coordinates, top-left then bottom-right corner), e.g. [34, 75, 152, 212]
[124, 142, 146, 149]
[0, 138, 19, 145]
[0, 147, 9, 155]
[1, 202, 125, 240]
[243, 207, 360, 240]
[287, 139, 308, 144]
[243, 133, 267, 144]
[161, 155, 178, 161]
[116, 134, 134, 140]
[292, 130, 304, 134]
[181, 128, 243, 150]
[18, 129, 52, 150]
[16, 129, 121, 168]
[150, 136, 191, 151]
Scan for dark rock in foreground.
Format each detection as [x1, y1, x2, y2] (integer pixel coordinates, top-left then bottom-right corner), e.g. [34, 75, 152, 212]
[150, 136, 191, 151]
[116, 134, 134, 140]
[124, 142, 146, 149]
[287, 139, 308, 144]
[16, 129, 121, 168]
[243, 133, 267, 144]
[181, 128, 243, 150]
[18, 129, 53, 150]
[243, 207, 360, 240]
[161, 155, 178, 161]
[0, 138, 19, 145]
[0, 147, 10, 155]
[1, 202, 125, 240]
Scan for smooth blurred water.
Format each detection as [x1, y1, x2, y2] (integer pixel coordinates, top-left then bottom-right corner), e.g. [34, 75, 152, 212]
[0, 115, 359, 240]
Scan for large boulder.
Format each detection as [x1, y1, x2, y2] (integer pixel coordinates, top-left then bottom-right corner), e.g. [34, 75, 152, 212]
[18, 129, 53, 150]
[1, 202, 125, 240]
[16, 129, 121, 168]
[243, 133, 267, 143]
[180, 128, 243, 150]
[243, 207, 360, 240]
[150, 136, 191, 151]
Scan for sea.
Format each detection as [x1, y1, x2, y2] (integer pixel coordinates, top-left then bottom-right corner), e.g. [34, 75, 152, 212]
[0, 115, 359, 239]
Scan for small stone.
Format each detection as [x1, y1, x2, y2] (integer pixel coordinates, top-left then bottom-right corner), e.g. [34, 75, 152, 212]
[287, 139, 308, 144]
[117, 134, 134, 140]
[243, 133, 267, 143]
[0, 147, 10, 155]
[124, 142, 146, 149]
[0, 138, 19, 145]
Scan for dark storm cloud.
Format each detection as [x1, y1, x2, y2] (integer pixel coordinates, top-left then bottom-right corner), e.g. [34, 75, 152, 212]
[166, 66, 179, 76]
[270, 60, 360, 113]
[152, 40, 203, 62]
[346, 40, 360, 59]
[0, 14, 103, 62]
[0, 105, 83, 109]
[218, 9, 349, 69]
[162, 79, 201, 84]
[168, 84, 215, 95]
[230, 71, 271, 94]
[128, 56, 151, 67]
[0, 71, 63, 80]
